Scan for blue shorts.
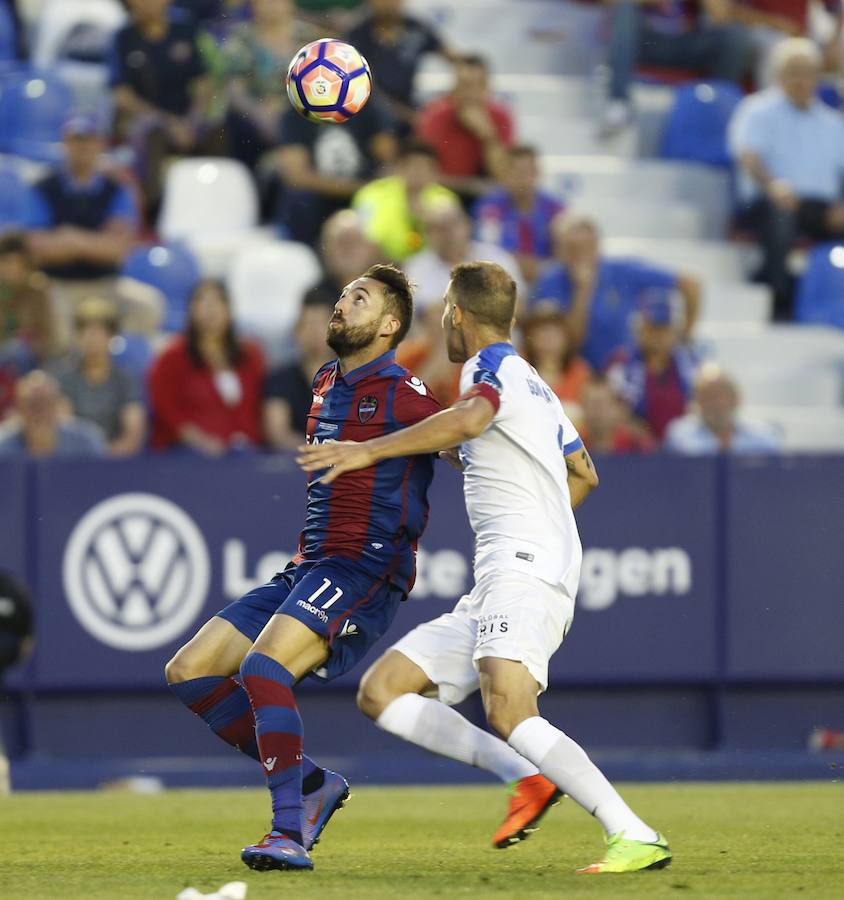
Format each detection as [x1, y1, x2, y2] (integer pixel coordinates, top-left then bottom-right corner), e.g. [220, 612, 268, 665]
[217, 558, 404, 682]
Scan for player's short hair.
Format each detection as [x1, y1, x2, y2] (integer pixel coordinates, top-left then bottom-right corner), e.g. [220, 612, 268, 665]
[363, 263, 413, 347]
[508, 145, 538, 162]
[456, 53, 488, 73]
[74, 296, 120, 334]
[449, 261, 516, 334]
[0, 231, 29, 259]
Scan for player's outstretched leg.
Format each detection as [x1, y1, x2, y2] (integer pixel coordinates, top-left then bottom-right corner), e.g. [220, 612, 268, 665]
[358, 650, 561, 848]
[480, 658, 671, 874]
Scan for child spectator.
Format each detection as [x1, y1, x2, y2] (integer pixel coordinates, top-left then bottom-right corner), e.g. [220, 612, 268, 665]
[263, 295, 332, 451]
[148, 279, 264, 454]
[417, 54, 513, 197]
[52, 297, 145, 457]
[578, 375, 654, 455]
[521, 303, 592, 411]
[345, 0, 455, 130]
[665, 363, 782, 453]
[352, 140, 458, 261]
[530, 212, 700, 370]
[606, 291, 698, 442]
[0, 370, 105, 457]
[474, 145, 564, 286]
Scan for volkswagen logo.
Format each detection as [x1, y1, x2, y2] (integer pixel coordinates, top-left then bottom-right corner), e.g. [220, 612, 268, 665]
[63, 493, 210, 651]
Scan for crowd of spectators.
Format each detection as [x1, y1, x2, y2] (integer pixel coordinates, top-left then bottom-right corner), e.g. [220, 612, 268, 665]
[6, 0, 840, 460]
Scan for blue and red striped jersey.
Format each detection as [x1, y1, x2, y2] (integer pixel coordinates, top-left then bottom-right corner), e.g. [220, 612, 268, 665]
[299, 349, 441, 594]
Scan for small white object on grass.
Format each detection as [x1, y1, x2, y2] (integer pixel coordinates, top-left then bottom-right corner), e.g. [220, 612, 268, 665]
[177, 881, 247, 900]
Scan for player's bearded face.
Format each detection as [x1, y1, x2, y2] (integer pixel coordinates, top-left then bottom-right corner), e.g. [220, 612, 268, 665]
[326, 310, 382, 355]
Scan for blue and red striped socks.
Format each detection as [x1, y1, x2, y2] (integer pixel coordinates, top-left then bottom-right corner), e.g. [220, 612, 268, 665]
[240, 652, 305, 844]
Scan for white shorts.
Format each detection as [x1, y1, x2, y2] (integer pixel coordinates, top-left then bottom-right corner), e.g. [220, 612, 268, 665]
[391, 570, 574, 706]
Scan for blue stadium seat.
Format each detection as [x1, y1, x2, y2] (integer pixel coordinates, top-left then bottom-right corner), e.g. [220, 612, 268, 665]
[0, 161, 28, 229]
[0, 3, 15, 62]
[110, 332, 154, 383]
[121, 242, 202, 334]
[658, 80, 742, 168]
[795, 243, 844, 330]
[0, 69, 74, 162]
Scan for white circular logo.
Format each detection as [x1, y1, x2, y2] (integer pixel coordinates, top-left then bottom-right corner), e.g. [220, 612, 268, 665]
[63, 493, 210, 651]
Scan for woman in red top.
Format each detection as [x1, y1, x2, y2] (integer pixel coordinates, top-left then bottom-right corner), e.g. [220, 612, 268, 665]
[148, 279, 265, 454]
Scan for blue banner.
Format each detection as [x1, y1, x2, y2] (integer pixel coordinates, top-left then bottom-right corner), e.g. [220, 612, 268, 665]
[2, 454, 842, 692]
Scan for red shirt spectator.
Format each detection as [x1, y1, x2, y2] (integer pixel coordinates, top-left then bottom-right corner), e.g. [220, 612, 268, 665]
[417, 54, 513, 191]
[148, 280, 264, 453]
[739, 1, 841, 34]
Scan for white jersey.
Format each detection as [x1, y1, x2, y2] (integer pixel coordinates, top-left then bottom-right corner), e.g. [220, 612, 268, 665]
[458, 342, 583, 598]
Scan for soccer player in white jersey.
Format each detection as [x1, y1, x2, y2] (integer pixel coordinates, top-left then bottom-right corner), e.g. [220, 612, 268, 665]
[298, 261, 671, 874]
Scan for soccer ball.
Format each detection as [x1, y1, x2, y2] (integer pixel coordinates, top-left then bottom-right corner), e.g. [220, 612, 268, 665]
[286, 38, 372, 124]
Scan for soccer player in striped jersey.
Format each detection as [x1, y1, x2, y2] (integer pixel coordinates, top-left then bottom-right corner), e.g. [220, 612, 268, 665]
[300, 261, 671, 874]
[165, 264, 441, 872]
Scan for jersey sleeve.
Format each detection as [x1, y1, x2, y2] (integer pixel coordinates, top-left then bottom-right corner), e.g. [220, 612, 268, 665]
[393, 375, 442, 426]
[558, 401, 583, 455]
[458, 358, 504, 416]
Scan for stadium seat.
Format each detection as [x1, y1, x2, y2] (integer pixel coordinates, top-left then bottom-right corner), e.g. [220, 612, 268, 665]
[121, 242, 202, 334]
[0, 162, 29, 229]
[0, 3, 15, 62]
[794, 243, 844, 330]
[731, 365, 842, 407]
[32, 0, 126, 67]
[564, 195, 705, 240]
[604, 237, 751, 281]
[158, 158, 274, 278]
[227, 241, 322, 364]
[110, 331, 154, 382]
[0, 68, 74, 162]
[658, 81, 743, 168]
[518, 113, 637, 158]
[700, 282, 771, 325]
[742, 406, 844, 451]
[697, 322, 844, 371]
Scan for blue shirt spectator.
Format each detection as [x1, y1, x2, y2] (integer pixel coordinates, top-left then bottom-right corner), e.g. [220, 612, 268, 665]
[473, 145, 563, 286]
[25, 114, 139, 281]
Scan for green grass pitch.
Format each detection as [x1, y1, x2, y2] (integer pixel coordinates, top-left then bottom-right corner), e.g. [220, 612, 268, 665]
[1, 782, 842, 899]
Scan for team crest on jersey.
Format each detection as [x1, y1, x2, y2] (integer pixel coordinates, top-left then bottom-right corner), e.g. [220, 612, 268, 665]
[358, 395, 378, 423]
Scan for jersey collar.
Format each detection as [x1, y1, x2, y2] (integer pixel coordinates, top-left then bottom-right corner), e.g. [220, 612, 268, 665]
[337, 349, 397, 386]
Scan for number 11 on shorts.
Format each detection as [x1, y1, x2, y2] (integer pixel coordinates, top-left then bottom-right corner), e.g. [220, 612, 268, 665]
[307, 577, 344, 610]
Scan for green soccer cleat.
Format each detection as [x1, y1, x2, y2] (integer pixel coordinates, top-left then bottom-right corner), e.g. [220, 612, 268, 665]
[575, 832, 672, 874]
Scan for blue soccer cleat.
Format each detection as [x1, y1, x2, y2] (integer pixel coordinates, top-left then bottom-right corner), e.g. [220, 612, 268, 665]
[302, 768, 351, 851]
[240, 831, 313, 871]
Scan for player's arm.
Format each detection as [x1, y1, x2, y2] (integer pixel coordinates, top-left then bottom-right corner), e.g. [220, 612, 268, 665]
[297, 394, 495, 485]
[565, 444, 599, 510]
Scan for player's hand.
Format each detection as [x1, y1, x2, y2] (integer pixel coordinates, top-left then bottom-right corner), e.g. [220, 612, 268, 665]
[438, 447, 464, 472]
[296, 440, 376, 484]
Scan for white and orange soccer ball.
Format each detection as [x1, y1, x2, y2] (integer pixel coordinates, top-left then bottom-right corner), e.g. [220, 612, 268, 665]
[286, 38, 372, 124]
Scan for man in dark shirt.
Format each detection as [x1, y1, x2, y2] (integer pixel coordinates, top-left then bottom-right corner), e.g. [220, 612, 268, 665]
[277, 96, 397, 244]
[345, 0, 455, 130]
[263, 294, 333, 451]
[25, 114, 139, 283]
[110, 0, 213, 212]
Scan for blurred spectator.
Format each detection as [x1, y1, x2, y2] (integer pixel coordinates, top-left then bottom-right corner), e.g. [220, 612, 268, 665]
[0, 370, 106, 457]
[0, 232, 57, 367]
[181, 0, 252, 37]
[352, 139, 458, 261]
[111, 0, 214, 213]
[521, 303, 592, 409]
[277, 95, 397, 245]
[665, 364, 782, 453]
[417, 54, 513, 197]
[25, 114, 139, 293]
[808, 727, 844, 751]
[473, 145, 564, 286]
[530, 213, 700, 370]
[404, 198, 524, 311]
[308, 209, 381, 306]
[578, 375, 654, 454]
[345, 0, 455, 130]
[736, 1, 843, 83]
[297, 0, 366, 31]
[263, 295, 332, 450]
[397, 304, 461, 406]
[729, 38, 844, 319]
[601, 1, 752, 136]
[606, 291, 698, 442]
[203, 0, 315, 169]
[51, 298, 145, 457]
[148, 279, 264, 454]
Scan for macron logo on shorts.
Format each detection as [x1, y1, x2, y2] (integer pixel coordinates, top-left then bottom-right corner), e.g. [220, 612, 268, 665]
[297, 599, 329, 622]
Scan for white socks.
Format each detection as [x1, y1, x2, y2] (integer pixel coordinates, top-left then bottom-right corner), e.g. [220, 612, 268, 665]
[376, 693, 538, 782]
[508, 716, 658, 843]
